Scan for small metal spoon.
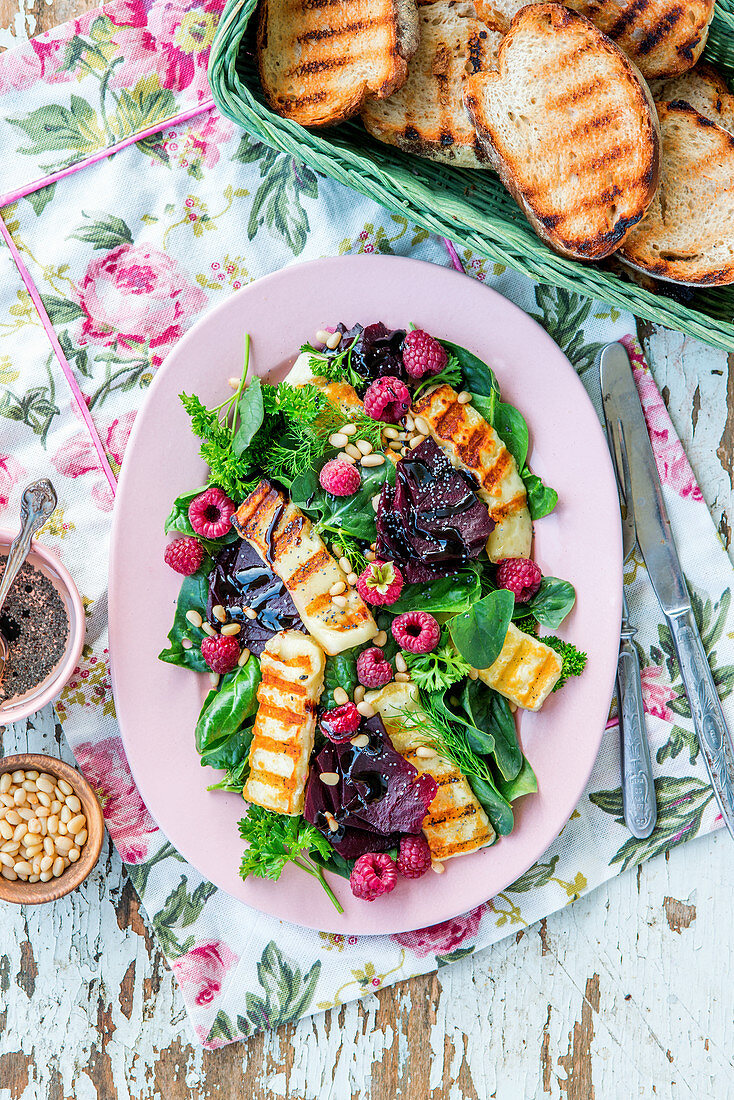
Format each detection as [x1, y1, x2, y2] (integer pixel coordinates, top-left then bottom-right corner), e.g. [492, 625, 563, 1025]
[0, 479, 57, 690]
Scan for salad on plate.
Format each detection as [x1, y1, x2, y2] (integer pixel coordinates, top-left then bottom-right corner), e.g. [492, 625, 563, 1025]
[159, 322, 586, 912]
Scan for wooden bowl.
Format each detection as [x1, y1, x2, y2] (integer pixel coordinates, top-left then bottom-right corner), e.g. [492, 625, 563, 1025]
[0, 754, 104, 904]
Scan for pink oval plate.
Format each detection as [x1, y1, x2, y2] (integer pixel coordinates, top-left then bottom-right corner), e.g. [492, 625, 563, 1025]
[110, 255, 622, 935]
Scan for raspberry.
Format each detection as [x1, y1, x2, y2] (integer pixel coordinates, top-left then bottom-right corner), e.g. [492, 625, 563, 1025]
[350, 852, 397, 901]
[496, 558, 542, 603]
[321, 702, 361, 742]
[356, 560, 403, 606]
[396, 834, 432, 879]
[392, 611, 441, 654]
[402, 330, 448, 380]
[363, 376, 411, 423]
[188, 487, 235, 539]
[164, 536, 204, 576]
[319, 458, 361, 496]
[201, 633, 240, 675]
[356, 647, 393, 689]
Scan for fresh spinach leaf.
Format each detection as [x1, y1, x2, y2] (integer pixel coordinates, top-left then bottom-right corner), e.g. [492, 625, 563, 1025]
[387, 569, 481, 615]
[520, 577, 576, 629]
[522, 471, 558, 520]
[448, 589, 514, 669]
[291, 461, 395, 541]
[440, 340, 500, 398]
[233, 377, 264, 457]
[471, 392, 497, 424]
[194, 656, 261, 754]
[158, 571, 211, 672]
[495, 756, 538, 802]
[460, 679, 521, 782]
[468, 775, 514, 836]
[202, 724, 254, 793]
[322, 651, 359, 709]
[494, 403, 529, 469]
[430, 690, 495, 756]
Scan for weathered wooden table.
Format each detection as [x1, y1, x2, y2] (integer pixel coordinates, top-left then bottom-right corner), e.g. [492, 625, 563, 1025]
[1, 3, 733, 1093]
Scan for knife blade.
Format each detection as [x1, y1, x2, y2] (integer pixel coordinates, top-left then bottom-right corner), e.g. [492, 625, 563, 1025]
[599, 342, 734, 840]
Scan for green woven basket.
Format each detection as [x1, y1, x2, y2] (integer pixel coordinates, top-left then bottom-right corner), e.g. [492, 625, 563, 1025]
[209, 3, 734, 351]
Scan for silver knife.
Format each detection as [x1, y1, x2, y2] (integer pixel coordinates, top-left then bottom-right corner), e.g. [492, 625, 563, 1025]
[600, 342, 734, 840]
[601, 383, 657, 837]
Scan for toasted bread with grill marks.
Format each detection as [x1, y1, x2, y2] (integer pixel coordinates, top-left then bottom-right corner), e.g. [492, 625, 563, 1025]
[475, 0, 713, 79]
[650, 63, 734, 133]
[463, 5, 661, 261]
[619, 101, 734, 286]
[361, 1, 503, 168]
[257, 0, 420, 128]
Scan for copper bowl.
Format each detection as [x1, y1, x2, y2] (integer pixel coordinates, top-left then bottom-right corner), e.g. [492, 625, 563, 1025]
[0, 754, 104, 904]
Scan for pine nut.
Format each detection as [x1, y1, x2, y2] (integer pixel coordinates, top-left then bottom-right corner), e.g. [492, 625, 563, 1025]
[0, 822, 12, 841]
[22, 779, 37, 793]
[347, 572, 358, 586]
[416, 746, 437, 759]
[373, 631, 387, 647]
[432, 861, 445, 874]
[244, 607, 257, 620]
[354, 685, 366, 704]
[395, 653, 408, 673]
[68, 848, 80, 863]
[16, 807, 33, 822]
[338, 557, 351, 574]
[37, 792, 51, 807]
[410, 434, 427, 449]
[212, 604, 227, 623]
[209, 673, 220, 688]
[186, 609, 203, 629]
[11, 771, 24, 785]
[52, 857, 65, 878]
[338, 451, 357, 464]
[356, 701, 376, 718]
[238, 648, 251, 667]
[13, 824, 26, 843]
[0, 794, 12, 807]
[371, 495, 380, 513]
[330, 581, 346, 596]
[35, 807, 49, 818]
[181, 638, 193, 649]
[457, 391, 473, 404]
[351, 733, 370, 749]
[59, 780, 74, 799]
[228, 377, 240, 390]
[221, 623, 241, 636]
[1, 867, 17, 881]
[395, 672, 411, 682]
[14, 861, 32, 876]
[40, 856, 53, 872]
[44, 837, 55, 855]
[57, 821, 68, 836]
[329, 432, 349, 448]
[315, 329, 330, 345]
[340, 423, 357, 436]
[0, 841, 19, 855]
[13, 788, 26, 806]
[60, 806, 71, 824]
[345, 443, 361, 460]
[355, 439, 373, 455]
[365, 550, 377, 561]
[68, 815, 86, 835]
[76, 830, 88, 847]
[414, 415, 430, 436]
[508, 701, 517, 713]
[0, 853, 13, 867]
[0, 774, 10, 794]
[333, 595, 347, 608]
[326, 331, 341, 350]
[54, 836, 74, 854]
[27, 794, 39, 807]
[28, 875, 40, 884]
[5, 810, 20, 826]
[319, 772, 340, 786]
[333, 687, 350, 706]
[27, 819, 41, 835]
[324, 811, 340, 834]
[468, 668, 479, 680]
[405, 414, 415, 431]
[50, 800, 62, 814]
[383, 427, 400, 440]
[202, 623, 216, 637]
[361, 453, 385, 467]
[26, 772, 39, 781]
[47, 816, 59, 835]
[39, 871, 53, 882]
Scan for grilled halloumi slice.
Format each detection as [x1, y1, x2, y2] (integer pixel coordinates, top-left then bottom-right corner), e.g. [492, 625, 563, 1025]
[476, 623, 562, 712]
[233, 481, 378, 655]
[243, 630, 325, 815]
[412, 384, 532, 561]
[366, 682, 495, 861]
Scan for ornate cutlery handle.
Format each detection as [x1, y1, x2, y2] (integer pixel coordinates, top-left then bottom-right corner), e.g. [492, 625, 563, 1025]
[669, 610, 734, 840]
[617, 633, 657, 839]
[0, 479, 57, 612]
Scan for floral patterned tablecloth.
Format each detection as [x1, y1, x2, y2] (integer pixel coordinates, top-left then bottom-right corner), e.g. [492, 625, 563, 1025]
[0, 0, 730, 1048]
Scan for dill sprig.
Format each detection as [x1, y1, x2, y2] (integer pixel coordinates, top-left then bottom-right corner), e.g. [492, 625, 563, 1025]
[398, 696, 494, 785]
[404, 640, 473, 693]
[327, 530, 368, 574]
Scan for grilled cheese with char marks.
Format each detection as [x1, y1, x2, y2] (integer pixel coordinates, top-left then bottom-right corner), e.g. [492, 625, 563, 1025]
[476, 623, 562, 711]
[243, 630, 325, 815]
[233, 481, 378, 655]
[366, 683, 496, 860]
[412, 383, 531, 561]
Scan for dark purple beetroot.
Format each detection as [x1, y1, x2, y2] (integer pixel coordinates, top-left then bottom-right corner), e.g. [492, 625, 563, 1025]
[376, 437, 494, 582]
[207, 541, 305, 656]
[329, 322, 407, 384]
[304, 715, 437, 858]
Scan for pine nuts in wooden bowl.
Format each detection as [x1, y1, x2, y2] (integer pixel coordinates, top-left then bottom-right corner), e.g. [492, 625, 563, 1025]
[0, 754, 104, 905]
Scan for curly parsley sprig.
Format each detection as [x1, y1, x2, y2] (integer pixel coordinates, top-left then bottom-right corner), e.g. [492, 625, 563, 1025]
[403, 637, 473, 693]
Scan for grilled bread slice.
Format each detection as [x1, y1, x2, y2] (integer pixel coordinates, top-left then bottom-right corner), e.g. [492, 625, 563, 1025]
[257, 0, 420, 128]
[361, 1, 503, 168]
[476, 0, 713, 79]
[619, 101, 734, 286]
[243, 630, 325, 815]
[464, 5, 660, 261]
[412, 383, 531, 561]
[475, 623, 562, 710]
[650, 63, 734, 133]
[366, 683, 495, 860]
[233, 481, 378, 654]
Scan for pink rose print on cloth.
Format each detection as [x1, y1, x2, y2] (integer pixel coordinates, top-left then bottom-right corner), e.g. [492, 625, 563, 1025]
[51, 411, 136, 511]
[0, 454, 27, 513]
[74, 736, 158, 863]
[74, 244, 207, 365]
[110, 0, 220, 96]
[621, 335, 703, 503]
[149, 112, 235, 172]
[0, 13, 93, 92]
[392, 904, 485, 959]
[172, 942, 239, 1007]
[641, 665, 677, 722]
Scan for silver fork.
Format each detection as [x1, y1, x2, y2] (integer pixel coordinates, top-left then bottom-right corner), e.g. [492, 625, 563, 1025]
[606, 415, 658, 839]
